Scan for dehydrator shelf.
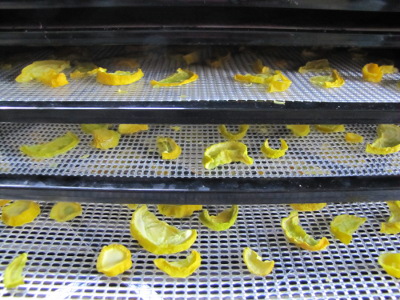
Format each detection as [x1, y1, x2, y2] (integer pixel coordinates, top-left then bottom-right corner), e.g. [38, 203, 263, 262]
[1, 201, 400, 299]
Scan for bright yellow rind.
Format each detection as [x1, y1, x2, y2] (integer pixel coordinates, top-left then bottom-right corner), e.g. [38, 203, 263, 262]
[362, 63, 383, 82]
[218, 125, 250, 140]
[345, 132, 364, 144]
[2, 200, 41, 227]
[298, 59, 331, 74]
[154, 250, 201, 278]
[330, 214, 367, 245]
[16, 60, 70, 83]
[4, 253, 28, 289]
[156, 137, 182, 160]
[366, 124, 400, 155]
[130, 205, 197, 255]
[118, 124, 149, 134]
[49, 202, 82, 222]
[310, 69, 345, 88]
[265, 71, 292, 92]
[286, 125, 310, 137]
[157, 205, 203, 218]
[281, 211, 329, 251]
[261, 138, 288, 159]
[381, 201, 400, 234]
[97, 68, 144, 86]
[315, 125, 345, 133]
[0, 200, 11, 207]
[96, 244, 132, 277]
[378, 253, 400, 278]
[289, 203, 327, 212]
[203, 141, 253, 170]
[199, 205, 239, 231]
[91, 129, 121, 150]
[150, 68, 198, 87]
[243, 247, 274, 277]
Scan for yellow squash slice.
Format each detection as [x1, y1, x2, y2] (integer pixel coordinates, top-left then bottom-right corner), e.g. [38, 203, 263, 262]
[97, 68, 144, 86]
[218, 125, 250, 140]
[130, 205, 197, 255]
[156, 137, 182, 160]
[298, 59, 331, 73]
[330, 214, 367, 245]
[261, 138, 288, 159]
[70, 62, 100, 79]
[49, 202, 82, 222]
[91, 129, 121, 150]
[381, 201, 400, 234]
[199, 205, 239, 231]
[286, 125, 310, 137]
[345, 132, 364, 144]
[81, 124, 111, 134]
[243, 247, 274, 277]
[289, 203, 327, 212]
[3, 253, 28, 289]
[203, 141, 253, 170]
[96, 244, 132, 277]
[118, 124, 149, 134]
[310, 69, 345, 88]
[281, 211, 329, 251]
[2, 200, 40, 227]
[234, 73, 270, 85]
[157, 205, 203, 218]
[16, 60, 70, 83]
[150, 68, 198, 87]
[380, 65, 398, 74]
[264, 71, 292, 93]
[38, 70, 69, 88]
[154, 250, 201, 278]
[378, 253, 400, 278]
[0, 200, 11, 207]
[362, 63, 383, 82]
[315, 124, 345, 133]
[366, 124, 400, 155]
[126, 204, 140, 210]
[253, 59, 271, 74]
[20, 132, 79, 159]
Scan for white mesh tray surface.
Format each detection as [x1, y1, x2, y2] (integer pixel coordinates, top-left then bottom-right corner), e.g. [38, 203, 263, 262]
[1, 46, 399, 103]
[0, 202, 400, 299]
[0, 123, 399, 179]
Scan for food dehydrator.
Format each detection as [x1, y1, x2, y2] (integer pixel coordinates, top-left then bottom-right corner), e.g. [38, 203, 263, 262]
[0, 1, 399, 299]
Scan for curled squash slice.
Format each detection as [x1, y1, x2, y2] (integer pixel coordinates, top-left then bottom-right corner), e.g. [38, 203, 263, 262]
[118, 124, 149, 134]
[281, 211, 329, 251]
[38, 70, 69, 88]
[91, 129, 121, 150]
[298, 59, 331, 73]
[315, 124, 345, 133]
[264, 71, 292, 93]
[50, 202, 82, 222]
[20, 132, 79, 159]
[261, 138, 288, 159]
[150, 68, 198, 87]
[203, 141, 253, 170]
[4, 253, 28, 289]
[330, 214, 366, 245]
[96, 244, 132, 277]
[218, 125, 250, 141]
[381, 201, 400, 234]
[379, 253, 400, 278]
[156, 137, 182, 160]
[157, 205, 203, 218]
[286, 125, 310, 137]
[97, 68, 144, 86]
[362, 63, 384, 82]
[2, 200, 40, 227]
[16, 60, 70, 83]
[70, 62, 100, 79]
[253, 59, 271, 74]
[243, 247, 274, 277]
[130, 205, 197, 255]
[154, 250, 201, 278]
[345, 132, 364, 144]
[199, 205, 239, 231]
[289, 203, 327, 212]
[81, 124, 111, 134]
[310, 69, 345, 88]
[366, 124, 400, 155]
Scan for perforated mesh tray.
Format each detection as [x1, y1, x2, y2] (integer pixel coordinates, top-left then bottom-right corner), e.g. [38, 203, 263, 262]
[1, 123, 399, 179]
[2, 47, 400, 104]
[1, 201, 400, 299]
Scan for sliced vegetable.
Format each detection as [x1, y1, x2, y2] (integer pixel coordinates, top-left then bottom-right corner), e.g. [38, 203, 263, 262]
[156, 137, 182, 160]
[199, 205, 239, 231]
[150, 68, 198, 87]
[243, 247, 274, 277]
[281, 211, 329, 251]
[96, 244, 132, 277]
[182, 51, 201, 65]
[91, 129, 121, 150]
[16, 60, 70, 83]
[130, 205, 197, 254]
[345, 132, 364, 144]
[289, 203, 327, 212]
[2, 200, 40, 227]
[118, 124, 149, 134]
[380, 65, 398, 74]
[97, 68, 144, 86]
[261, 138, 288, 159]
[126, 204, 140, 210]
[70, 63, 101, 79]
[330, 214, 366, 245]
[381, 201, 400, 234]
[378, 253, 400, 278]
[157, 205, 203, 218]
[203, 141, 253, 170]
[366, 124, 400, 155]
[253, 59, 271, 74]
[81, 124, 111, 134]
[0, 200, 11, 207]
[315, 125, 345, 133]
[38, 70, 69, 88]
[49, 202, 82, 222]
[310, 69, 345, 88]
[3, 253, 28, 289]
[298, 59, 331, 74]
[20, 132, 79, 159]
[154, 250, 201, 278]
[286, 125, 311, 137]
[218, 125, 250, 141]
[362, 63, 383, 82]
[264, 71, 292, 93]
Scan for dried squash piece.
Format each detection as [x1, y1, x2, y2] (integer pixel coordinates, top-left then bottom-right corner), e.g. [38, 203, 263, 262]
[0, 200, 11, 207]
[3, 253, 28, 289]
[234, 73, 270, 84]
[70, 63, 101, 79]
[183, 51, 201, 65]
[130, 205, 197, 255]
[38, 70, 69, 88]
[126, 204, 140, 210]
[218, 125, 250, 141]
[362, 63, 383, 82]
[199, 205, 239, 231]
[381, 201, 400, 234]
[281, 211, 329, 251]
[253, 59, 271, 74]
[345, 132, 364, 144]
[378, 253, 400, 278]
[330, 214, 366, 245]
[118, 124, 149, 134]
[157, 205, 203, 218]
[91, 129, 121, 150]
[315, 125, 345, 133]
[261, 138, 288, 159]
[2, 200, 40, 227]
[150, 68, 198, 87]
[97, 68, 144, 86]
[380, 65, 398, 74]
[50, 202, 82, 222]
[264, 71, 292, 93]
[96, 244, 132, 277]
[366, 124, 400, 155]
[289, 203, 327, 212]
[298, 59, 331, 74]
[81, 124, 111, 134]
[243, 247, 274, 277]
[154, 250, 201, 278]
[203, 141, 253, 170]
[16, 60, 70, 83]
[286, 125, 311, 137]
[310, 69, 345, 88]
[20, 132, 79, 159]
[156, 137, 182, 160]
